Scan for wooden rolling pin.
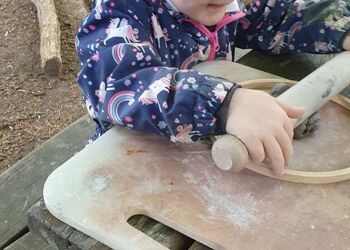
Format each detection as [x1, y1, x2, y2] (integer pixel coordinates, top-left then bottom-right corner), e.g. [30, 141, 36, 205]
[212, 51, 350, 173]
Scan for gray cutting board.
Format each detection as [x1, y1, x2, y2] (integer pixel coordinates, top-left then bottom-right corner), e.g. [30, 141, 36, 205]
[44, 63, 350, 250]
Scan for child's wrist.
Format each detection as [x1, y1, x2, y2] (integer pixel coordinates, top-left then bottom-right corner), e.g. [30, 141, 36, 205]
[343, 33, 350, 51]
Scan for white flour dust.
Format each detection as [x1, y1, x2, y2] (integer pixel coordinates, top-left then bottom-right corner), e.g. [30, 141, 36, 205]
[138, 178, 163, 194]
[91, 176, 109, 195]
[184, 170, 264, 231]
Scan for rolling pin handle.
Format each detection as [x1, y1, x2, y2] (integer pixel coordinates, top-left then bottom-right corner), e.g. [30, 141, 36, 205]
[211, 134, 249, 172]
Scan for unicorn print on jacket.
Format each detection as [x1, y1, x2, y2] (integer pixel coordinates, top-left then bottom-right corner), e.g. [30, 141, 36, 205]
[313, 41, 337, 52]
[268, 22, 303, 54]
[112, 41, 156, 64]
[95, 82, 106, 103]
[76, 0, 350, 143]
[104, 18, 139, 45]
[171, 124, 200, 143]
[94, 0, 106, 20]
[151, 14, 169, 48]
[213, 84, 229, 103]
[138, 75, 171, 112]
[180, 45, 211, 69]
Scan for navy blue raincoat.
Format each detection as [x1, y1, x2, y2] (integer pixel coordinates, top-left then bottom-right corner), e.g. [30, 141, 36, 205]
[76, 0, 350, 142]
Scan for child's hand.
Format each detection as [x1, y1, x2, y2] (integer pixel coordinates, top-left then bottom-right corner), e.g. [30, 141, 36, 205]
[343, 34, 350, 51]
[225, 88, 304, 177]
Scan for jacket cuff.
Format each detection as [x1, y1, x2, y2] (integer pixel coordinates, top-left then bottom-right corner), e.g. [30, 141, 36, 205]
[215, 84, 241, 133]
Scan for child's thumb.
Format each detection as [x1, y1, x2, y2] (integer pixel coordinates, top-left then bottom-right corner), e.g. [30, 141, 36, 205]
[276, 99, 305, 118]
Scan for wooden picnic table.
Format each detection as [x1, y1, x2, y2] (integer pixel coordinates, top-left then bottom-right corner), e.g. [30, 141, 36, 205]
[1, 50, 345, 249]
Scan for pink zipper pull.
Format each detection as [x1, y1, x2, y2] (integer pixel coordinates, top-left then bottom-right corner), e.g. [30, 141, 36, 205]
[183, 11, 246, 61]
[212, 32, 220, 52]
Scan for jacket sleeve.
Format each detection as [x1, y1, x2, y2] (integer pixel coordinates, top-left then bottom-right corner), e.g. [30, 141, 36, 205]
[235, 0, 350, 54]
[76, 0, 237, 142]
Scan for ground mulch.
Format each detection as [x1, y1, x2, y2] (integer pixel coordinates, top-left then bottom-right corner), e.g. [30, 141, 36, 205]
[0, 0, 87, 174]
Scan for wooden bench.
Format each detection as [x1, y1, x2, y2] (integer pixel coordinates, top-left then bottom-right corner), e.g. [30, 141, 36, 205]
[1, 50, 347, 249]
[0, 116, 94, 249]
[27, 199, 211, 249]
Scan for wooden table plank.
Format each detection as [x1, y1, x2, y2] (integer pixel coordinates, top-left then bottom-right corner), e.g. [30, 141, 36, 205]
[188, 242, 213, 250]
[128, 215, 195, 250]
[28, 199, 213, 250]
[0, 115, 94, 248]
[236, 50, 335, 80]
[4, 232, 54, 250]
[28, 199, 110, 250]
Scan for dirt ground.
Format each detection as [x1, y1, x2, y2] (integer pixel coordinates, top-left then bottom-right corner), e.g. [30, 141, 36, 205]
[0, 0, 87, 174]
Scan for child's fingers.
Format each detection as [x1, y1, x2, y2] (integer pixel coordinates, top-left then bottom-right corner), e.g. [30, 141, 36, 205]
[245, 139, 265, 165]
[263, 137, 285, 177]
[276, 131, 293, 166]
[275, 99, 304, 119]
[284, 120, 294, 140]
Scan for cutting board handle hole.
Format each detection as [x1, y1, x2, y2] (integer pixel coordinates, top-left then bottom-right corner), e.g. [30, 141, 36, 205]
[127, 214, 214, 250]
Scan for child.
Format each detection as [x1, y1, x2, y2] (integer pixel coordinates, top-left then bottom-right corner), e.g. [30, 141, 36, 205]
[76, 0, 350, 177]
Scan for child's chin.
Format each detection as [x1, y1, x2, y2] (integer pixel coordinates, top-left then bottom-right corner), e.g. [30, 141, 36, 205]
[202, 18, 223, 26]
[198, 14, 225, 26]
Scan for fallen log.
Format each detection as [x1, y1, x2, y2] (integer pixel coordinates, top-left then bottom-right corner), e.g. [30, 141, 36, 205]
[31, 0, 62, 76]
